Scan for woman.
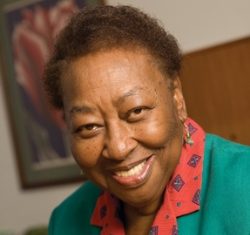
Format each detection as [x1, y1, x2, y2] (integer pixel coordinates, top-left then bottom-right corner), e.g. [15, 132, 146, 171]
[44, 5, 250, 235]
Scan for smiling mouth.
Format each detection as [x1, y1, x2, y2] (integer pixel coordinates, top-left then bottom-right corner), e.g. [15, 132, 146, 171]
[115, 160, 146, 177]
[111, 155, 155, 187]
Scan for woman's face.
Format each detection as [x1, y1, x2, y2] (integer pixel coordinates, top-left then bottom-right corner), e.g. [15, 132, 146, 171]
[62, 48, 186, 210]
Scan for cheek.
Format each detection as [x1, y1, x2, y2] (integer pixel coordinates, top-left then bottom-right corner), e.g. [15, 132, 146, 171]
[139, 123, 170, 146]
[70, 137, 109, 189]
[137, 113, 180, 148]
[70, 138, 102, 169]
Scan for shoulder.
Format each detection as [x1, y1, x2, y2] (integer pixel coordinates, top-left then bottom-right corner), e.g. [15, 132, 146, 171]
[49, 181, 101, 235]
[195, 134, 250, 234]
[204, 133, 250, 181]
[56, 180, 101, 211]
[205, 133, 250, 161]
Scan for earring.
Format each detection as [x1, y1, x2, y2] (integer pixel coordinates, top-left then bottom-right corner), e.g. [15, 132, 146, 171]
[184, 123, 194, 146]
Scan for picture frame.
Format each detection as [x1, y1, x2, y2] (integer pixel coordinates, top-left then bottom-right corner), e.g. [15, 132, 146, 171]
[0, 0, 104, 189]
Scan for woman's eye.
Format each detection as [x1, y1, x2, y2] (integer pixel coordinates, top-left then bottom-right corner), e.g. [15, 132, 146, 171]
[84, 124, 97, 131]
[133, 108, 143, 114]
[74, 123, 101, 138]
[127, 107, 148, 122]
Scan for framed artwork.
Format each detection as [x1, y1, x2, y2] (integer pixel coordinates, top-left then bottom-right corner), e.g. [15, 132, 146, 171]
[0, 0, 104, 188]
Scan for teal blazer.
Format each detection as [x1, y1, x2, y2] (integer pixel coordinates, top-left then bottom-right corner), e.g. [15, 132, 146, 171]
[49, 134, 250, 234]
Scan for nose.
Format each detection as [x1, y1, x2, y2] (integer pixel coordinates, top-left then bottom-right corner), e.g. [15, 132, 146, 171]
[102, 121, 137, 160]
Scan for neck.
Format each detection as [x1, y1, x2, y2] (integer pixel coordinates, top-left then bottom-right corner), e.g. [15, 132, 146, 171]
[123, 196, 163, 235]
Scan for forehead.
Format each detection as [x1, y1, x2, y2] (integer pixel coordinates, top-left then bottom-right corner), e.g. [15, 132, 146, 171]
[66, 48, 167, 83]
[61, 49, 169, 109]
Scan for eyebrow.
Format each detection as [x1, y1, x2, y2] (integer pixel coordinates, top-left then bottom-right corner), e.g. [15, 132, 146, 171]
[116, 87, 145, 105]
[69, 105, 94, 116]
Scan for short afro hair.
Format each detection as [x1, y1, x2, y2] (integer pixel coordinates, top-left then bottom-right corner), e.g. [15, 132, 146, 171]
[43, 5, 182, 110]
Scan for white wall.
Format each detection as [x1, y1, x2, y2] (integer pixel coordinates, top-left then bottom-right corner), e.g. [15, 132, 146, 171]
[0, 0, 249, 234]
[109, 0, 250, 53]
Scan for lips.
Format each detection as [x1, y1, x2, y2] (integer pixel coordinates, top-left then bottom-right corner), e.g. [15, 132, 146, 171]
[111, 155, 155, 187]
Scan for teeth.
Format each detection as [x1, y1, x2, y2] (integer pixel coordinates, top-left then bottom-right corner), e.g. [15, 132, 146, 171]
[115, 161, 146, 177]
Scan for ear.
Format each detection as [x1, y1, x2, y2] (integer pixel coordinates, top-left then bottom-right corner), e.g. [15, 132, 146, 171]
[171, 77, 187, 122]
